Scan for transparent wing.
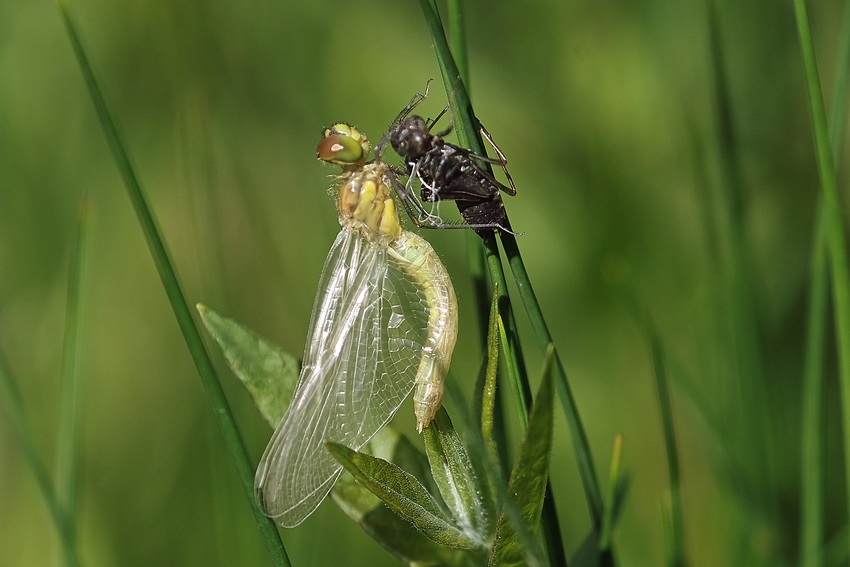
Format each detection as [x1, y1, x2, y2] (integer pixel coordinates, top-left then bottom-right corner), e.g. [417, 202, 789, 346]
[255, 228, 430, 527]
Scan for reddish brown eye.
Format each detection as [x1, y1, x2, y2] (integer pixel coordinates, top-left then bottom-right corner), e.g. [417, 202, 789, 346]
[316, 124, 370, 165]
[316, 135, 347, 162]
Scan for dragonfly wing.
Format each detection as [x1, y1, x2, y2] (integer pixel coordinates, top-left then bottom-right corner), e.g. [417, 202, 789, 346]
[255, 228, 430, 527]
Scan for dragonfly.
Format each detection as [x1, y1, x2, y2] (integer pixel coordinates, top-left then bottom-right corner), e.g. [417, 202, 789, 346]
[254, 123, 458, 528]
[376, 82, 518, 236]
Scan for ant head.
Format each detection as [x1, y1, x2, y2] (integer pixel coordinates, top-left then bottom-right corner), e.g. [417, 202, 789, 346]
[389, 115, 430, 159]
[317, 123, 371, 166]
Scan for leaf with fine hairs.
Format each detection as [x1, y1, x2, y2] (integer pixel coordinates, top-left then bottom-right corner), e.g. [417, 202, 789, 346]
[327, 442, 482, 551]
[424, 408, 490, 543]
[332, 427, 479, 567]
[488, 347, 556, 567]
[197, 304, 299, 427]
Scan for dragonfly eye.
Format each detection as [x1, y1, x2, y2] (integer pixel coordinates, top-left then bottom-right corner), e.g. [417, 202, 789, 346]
[317, 123, 371, 166]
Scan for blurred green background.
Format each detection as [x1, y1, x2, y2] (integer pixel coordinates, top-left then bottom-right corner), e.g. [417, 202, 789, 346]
[1, 0, 848, 565]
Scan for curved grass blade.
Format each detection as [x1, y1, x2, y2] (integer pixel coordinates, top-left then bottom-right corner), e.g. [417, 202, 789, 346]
[793, 5, 850, 565]
[327, 442, 482, 550]
[332, 428, 478, 567]
[646, 323, 686, 565]
[424, 408, 491, 541]
[801, 3, 850, 566]
[598, 435, 624, 554]
[473, 284, 500, 462]
[56, 197, 92, 562]
[418, 0, 604, 529]
[573, 436, 628, 567]
[0, 352, 80, 567]
[197, 305, 299, 428]
[56, 4, 290, 564]
[488, 346, 556, 567]
[706, 0, 777, 519]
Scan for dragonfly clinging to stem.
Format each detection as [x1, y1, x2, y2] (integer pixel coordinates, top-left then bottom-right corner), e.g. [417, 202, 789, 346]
[254, 123, 458, 528]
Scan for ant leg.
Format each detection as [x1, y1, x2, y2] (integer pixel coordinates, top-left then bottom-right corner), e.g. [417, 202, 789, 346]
[479, 124, 517, 195]
[375, 80, 433, 158]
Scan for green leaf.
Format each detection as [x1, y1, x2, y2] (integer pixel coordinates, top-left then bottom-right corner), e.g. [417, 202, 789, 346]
[197, 304, 299, 427]
[424, 408, 490, 542]
[475, 284, 500, 458]
[327, 442, 482, 550]
[599, 435, 625, 552]
[488, 346, 556, 567]
[332, 428, 478, 567]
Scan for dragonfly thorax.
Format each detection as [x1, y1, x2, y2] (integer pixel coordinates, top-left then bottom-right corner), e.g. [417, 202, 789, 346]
[336, 164, 401, 243]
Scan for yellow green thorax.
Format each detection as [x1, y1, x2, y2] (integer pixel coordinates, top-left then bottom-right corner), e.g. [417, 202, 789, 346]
[336, 163, 402, 244]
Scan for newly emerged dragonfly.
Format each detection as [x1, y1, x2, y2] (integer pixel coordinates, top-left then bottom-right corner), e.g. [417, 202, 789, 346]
[254, 123, 458, 528]
[376, 82, 517, 235]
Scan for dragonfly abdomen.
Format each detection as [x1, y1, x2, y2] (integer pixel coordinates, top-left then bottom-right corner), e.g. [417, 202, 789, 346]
[390, 232, 458, 431]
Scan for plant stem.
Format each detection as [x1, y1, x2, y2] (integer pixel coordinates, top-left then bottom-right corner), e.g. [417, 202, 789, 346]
[0, 351, 80, 567]
[56, 197, 92, 564]
[794, 5, 850, 567]
[648, 323, 686, 566]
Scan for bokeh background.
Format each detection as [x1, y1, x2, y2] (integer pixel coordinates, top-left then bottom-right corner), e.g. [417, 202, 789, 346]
[2, 1, 848, 565]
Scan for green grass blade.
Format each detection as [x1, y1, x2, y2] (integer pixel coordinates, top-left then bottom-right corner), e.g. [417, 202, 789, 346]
[418, 3, 581, 559]
[56, 196, 92, 561]
[794, 5, 850, 566]
[598, 434, 624, 553]
[488, 347, 556, 567]
[501, 238, 605, 526]
[446, 0, 469, 92]
[799, 3, 850, 566]
[416, 0, 604, 524]
[801, 204, 828, 567]
[56, 4, 290, 565]
[706, 0, 776, 510]
[646, 324, 686, 566]
[0, 351, 80, 567]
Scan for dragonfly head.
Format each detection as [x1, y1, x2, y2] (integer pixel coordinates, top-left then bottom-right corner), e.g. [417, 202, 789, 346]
[389, 115, 430, 160]
[317, 123, 371, 167]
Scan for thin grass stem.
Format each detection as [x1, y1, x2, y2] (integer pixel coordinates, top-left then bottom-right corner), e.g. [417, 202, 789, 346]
[795, 1, 850, 565]
[0, 351, 80, 567]
[647, 323, 686, 566]
[419, 3, 571, 563]
[56, 196, 92, 563]
[706, 0, 777, 512]
[56, 3, 290, 565]
[415, 4, 606, 521]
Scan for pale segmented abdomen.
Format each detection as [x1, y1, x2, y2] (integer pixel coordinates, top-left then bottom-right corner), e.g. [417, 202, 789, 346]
[389, 231, 458, 432]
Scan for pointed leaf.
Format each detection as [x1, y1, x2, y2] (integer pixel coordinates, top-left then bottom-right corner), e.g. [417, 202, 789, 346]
[327, 442, 482, 550]
[332, 428, 478, 567]
[488, 346, 556, 567]
[424, 408, 490, 542]
[197, 304, 299, 427]
[599, 434, 624, 551]
[476, 284, 500, 457]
